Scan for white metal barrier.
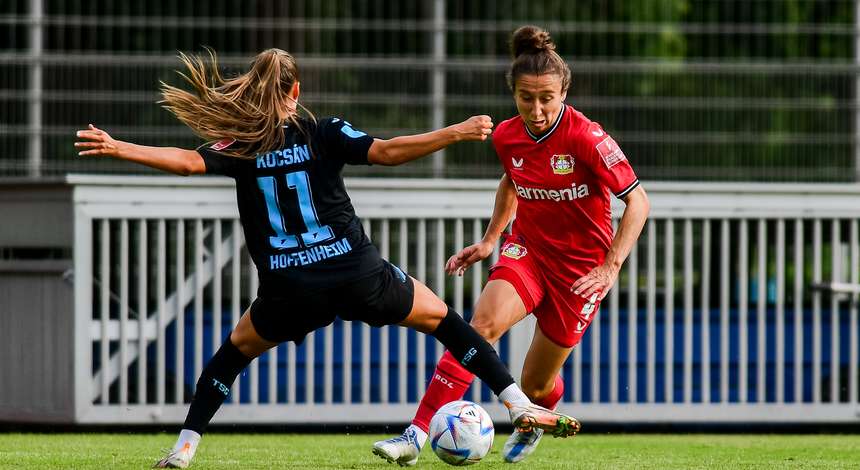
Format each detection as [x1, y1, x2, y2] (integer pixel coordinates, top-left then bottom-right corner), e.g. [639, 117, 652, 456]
[68, 176, 860, 424]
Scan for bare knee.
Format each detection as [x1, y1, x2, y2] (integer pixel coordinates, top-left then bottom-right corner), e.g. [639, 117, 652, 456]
[469, 316, 505, 344]
[398, 277, 451, 334]
[229, 330, 262, 358]
[229, 314, 273, 359]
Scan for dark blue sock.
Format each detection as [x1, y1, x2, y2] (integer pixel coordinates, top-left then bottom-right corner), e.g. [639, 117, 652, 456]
[183, 337, 252, 434]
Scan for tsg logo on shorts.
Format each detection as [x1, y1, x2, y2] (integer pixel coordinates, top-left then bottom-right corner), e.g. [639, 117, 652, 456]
[501, 242, 527, 260]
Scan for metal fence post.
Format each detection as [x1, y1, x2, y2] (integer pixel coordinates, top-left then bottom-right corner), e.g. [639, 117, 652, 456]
[73, 195, 93, 421]
[28, 0, 43, 177]
[431, 0, 446, 178]
[856, 0, 860, 182]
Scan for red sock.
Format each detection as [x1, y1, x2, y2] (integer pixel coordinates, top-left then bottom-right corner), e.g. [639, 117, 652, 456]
[534, 375, 564, 410]
[411, 350, 475, 432]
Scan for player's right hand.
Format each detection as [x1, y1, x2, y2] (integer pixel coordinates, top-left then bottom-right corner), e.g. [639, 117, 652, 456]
[75, 124, 121, 158]
[445, 240, 494, 276]
[454, 115, 493, 142]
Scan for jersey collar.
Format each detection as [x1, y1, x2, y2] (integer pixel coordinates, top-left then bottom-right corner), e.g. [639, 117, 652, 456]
[523, 105, 567, 144]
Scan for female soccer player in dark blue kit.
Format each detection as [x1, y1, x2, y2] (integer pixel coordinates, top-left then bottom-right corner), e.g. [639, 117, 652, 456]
[74, 48, 578, 468]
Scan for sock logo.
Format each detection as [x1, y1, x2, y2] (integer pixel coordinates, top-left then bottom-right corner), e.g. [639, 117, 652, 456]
[433, 374, 456, 390]
[211, 378, 230, 396]
[461, 347, 478, 366]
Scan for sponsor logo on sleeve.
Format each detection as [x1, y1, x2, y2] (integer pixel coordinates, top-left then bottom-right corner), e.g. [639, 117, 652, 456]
[211, 138, 236, 151]
[501, 242, 528, 260]
[512, 157, 524, 169]
[595, 136, 626, 169]
[550, 154, 575, 175]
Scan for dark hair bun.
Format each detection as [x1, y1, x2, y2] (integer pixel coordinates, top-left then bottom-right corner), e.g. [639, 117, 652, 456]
[510, 25, 555, 58]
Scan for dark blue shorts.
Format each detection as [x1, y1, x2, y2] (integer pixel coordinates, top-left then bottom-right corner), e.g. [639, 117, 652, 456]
[249, 260, 414, 344]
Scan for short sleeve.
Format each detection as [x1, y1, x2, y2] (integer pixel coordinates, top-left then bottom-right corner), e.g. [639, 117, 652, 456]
[196, 139, 243, 177]
[580, 122, 640, 199]
[490, 133, 512, 178]
[315, 117, 375, 165]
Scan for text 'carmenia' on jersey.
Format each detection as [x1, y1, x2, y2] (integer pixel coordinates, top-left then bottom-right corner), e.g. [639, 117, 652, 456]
[513, 180, 591, 201]
[256, 144, 311, 169]
[269, 237, 353, 269]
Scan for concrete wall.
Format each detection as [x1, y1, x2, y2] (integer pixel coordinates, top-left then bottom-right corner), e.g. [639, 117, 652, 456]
[0, 260, 75, 422]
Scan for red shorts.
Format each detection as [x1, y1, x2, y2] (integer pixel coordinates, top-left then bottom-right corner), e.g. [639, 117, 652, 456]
[488, 236, 600, 348]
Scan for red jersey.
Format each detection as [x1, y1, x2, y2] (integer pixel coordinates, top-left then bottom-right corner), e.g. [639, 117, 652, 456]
[492, 105, 639, 277]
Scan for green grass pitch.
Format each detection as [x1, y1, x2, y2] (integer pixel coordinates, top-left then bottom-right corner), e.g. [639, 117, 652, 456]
[0, 433, 857, 469]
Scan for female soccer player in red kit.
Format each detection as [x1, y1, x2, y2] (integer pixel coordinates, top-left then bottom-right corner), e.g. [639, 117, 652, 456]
[374, 26, 649, 465]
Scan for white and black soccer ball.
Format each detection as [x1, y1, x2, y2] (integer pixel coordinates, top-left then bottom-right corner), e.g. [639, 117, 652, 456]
[429, 400, 494, 466]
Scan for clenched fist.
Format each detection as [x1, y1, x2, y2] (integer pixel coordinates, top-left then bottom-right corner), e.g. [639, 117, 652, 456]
[453, 115, 494, 142]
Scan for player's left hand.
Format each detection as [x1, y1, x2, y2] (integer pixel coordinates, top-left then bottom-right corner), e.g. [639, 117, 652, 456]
[75, 124, 121, 157]
[570, 263, 619, 301]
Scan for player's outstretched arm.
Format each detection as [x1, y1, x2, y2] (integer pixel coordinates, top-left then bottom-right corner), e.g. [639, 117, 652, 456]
[446, 174, 518, 276]
[367, 115, 493, 166]
[74, 124, 206, 176]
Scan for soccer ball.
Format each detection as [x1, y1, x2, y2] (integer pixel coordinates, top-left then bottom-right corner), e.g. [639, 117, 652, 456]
[429, 400, 494, 466]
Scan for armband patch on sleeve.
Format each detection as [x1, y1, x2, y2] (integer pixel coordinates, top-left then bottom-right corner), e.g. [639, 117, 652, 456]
[211, 138, 236, 151]
[340, 123, 367, 138]
[595, 136, 626, 169]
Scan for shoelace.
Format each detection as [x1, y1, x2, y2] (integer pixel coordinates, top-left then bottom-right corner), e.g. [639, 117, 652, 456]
[157, 447, 187, 462]
[513, 430, 540, 445]
[390, 431, 419, 449]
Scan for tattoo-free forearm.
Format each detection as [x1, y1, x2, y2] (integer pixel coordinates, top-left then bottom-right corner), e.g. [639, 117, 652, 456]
[605, 185, 650, 269]
[367, 127, 462, 166]
[115, 141, 205, 176]
[481, 174, 518, 245]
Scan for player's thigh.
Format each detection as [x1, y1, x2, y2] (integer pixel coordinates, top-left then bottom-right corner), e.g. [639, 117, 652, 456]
[469, 279, 529, 344]
[398, 276, 449, 334]
[229, 308, 278, 358]
[520, 326, 573, 400]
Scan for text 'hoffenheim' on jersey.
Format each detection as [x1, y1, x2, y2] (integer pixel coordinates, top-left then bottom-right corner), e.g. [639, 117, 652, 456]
[268, 237, 353, 269]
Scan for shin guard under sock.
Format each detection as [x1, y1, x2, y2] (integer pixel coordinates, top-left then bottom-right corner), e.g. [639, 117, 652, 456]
[431, 307, 515, 397]
[182, 337, 252, 434]
[411, 350, 475, 432]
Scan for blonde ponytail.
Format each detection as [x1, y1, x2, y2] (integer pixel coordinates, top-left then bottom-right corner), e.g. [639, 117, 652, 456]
[160, 48, 315, 158]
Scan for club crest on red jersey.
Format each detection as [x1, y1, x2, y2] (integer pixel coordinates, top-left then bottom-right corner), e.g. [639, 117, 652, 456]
[501, 242, 527, 260]
[550, 154, 574, 175]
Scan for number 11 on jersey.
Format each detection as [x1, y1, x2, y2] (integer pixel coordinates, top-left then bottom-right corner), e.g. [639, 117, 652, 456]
[257, 171, 335, 250]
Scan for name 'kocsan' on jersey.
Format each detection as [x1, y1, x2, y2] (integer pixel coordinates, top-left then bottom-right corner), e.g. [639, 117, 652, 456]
[492, 105, 640, 278]
[197, 117, 382, 296]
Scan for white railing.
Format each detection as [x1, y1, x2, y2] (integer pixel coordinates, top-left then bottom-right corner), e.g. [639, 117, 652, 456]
[69, 176, 860, 424]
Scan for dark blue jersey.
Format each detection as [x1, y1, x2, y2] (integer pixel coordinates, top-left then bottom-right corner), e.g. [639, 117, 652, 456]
[197, 117, 382, 295]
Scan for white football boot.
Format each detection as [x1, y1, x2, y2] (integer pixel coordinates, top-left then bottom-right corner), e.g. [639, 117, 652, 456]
[153, 442, 195, 469]
[372, 427, 423, 467]
[502, 427, 544, 463]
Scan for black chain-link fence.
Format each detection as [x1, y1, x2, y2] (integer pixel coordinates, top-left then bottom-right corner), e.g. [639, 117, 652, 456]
[2, 0, 858, 181]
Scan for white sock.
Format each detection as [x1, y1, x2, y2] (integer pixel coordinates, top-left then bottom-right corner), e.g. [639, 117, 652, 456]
[407, 424, 428, 449]
[173, 429, 201, 457]
[498, 383, 531, 407]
